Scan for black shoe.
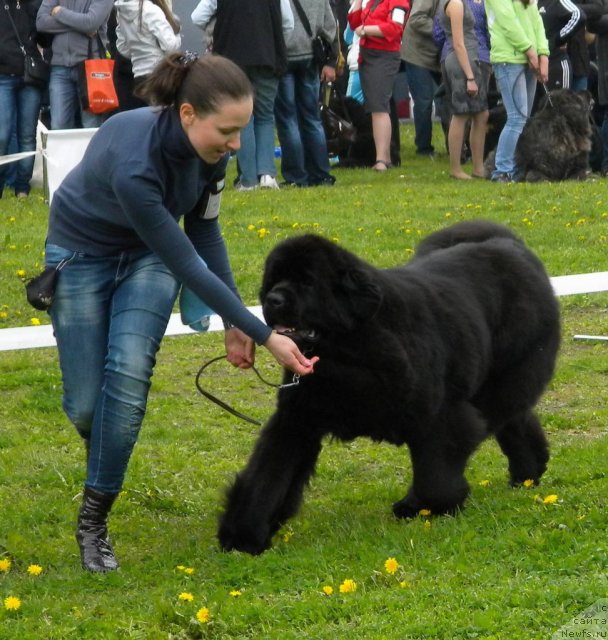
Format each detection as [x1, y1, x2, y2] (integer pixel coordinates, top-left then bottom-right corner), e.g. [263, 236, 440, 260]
[76, 486, 119, 572]
[491, 172, 512, 183]
[309, 176, 336, 187]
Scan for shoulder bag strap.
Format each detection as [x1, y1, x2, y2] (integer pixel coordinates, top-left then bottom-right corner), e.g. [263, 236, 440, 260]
[290, 0, 314, 38]
[4, 4, 28, 58]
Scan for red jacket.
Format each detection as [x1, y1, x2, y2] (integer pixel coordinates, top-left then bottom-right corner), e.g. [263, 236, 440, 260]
[348, 0, 409, 52]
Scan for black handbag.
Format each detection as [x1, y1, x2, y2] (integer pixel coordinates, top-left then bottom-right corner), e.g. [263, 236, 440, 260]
[4, 4, 50, 88]
[290, 0, 335, 69]
[25, 259, 68, 311]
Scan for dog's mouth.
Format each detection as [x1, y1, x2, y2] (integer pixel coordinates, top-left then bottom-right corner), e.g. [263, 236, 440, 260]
[273, 326, 320, 343]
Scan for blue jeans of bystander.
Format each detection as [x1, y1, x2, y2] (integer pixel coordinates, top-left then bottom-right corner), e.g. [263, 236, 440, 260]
[404, 62, 440, 155]
[0, 74, 42, 196]
[46, 243, 180, 494]
[274, 58, 333, 186]
[49, 65, 104, 130]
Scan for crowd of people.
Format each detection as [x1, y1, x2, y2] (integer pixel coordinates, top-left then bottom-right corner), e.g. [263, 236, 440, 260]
[2, 0, 607, 196]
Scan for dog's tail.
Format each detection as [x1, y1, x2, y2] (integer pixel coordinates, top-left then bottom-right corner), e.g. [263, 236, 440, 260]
[413, 220, 522, 259]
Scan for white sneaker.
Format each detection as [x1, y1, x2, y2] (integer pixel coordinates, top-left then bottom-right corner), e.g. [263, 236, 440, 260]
[234, 181, 257, 192]
[259, 175, 279, 189]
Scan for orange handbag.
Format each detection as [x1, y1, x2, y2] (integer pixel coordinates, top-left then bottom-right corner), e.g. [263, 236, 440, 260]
[78, 34, 119, 114]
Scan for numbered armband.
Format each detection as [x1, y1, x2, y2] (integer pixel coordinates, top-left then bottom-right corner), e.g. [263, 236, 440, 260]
[198, 178, 225, 220]
[391, 6, 407, 24]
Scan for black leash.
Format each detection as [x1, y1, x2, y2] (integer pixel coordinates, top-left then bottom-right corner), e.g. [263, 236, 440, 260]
[195, 355, 301, 426]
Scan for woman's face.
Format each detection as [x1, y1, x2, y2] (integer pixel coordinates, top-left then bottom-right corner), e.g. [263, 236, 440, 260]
[180, 96, 253, 164]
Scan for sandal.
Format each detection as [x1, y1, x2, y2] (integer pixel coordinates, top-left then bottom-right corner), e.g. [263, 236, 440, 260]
[372, 160, 392, 172]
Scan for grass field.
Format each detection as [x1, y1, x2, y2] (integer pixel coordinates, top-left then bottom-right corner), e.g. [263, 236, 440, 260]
[1, 124, 607, 639]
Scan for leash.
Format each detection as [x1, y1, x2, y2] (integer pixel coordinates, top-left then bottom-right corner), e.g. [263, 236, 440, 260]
[195, 355, 301, 426]
[195, 328, 319, 425]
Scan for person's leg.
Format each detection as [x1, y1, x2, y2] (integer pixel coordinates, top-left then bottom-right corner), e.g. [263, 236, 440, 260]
[405, 62, 437, 155]
[251, 67, 280, 181]
[0, 75, 18, 197]
[274, 65, 308, 185]
[49, 66, 79, 130]
[601, 108, 608, 175]
[371, 111, 393, 168]
[72, 66, 104, 129]
[469, 109, 489, 177]
[448, 114, 470, 179]
[492, 63, 529, 179]
[13, 83, 43, 196]
[296, 60, 333, 185]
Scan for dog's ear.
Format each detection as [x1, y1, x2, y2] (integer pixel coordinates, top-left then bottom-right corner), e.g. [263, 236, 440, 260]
[339, 267, 384, 323]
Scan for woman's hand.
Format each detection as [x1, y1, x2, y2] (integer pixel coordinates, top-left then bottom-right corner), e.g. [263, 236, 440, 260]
[264, 332, 319, 376]
[224, 327, 255, 369]
[538, 55, 549, 84]
[466, 78, 478, 96]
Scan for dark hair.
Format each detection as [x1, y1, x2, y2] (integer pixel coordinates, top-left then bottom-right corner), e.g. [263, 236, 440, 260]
[136, 53, 253, 115]
[137, 0, 180, 35]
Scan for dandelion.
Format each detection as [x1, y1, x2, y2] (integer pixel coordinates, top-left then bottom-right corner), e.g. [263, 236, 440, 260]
[229, 590, 242, 598]
[247, 224, 256, 231]
[543, 494, 558, 505]
[4, 596, 21, 611]
[0, 311, 7, 319]
[479, 479, 491, 487]
[424, 520, 432, 530]
[27, 564, 43, 576]
[322, 585, 334, 595]
[282, 531, 293, 543]
[523, 479, 535, 488]
[31, 318, 41, 326]
[16, 269, 26, 278]
[257, 228, 269, 239]
[339, 579, 357, 594]
[419, 509, 432, 517]
[196, 607, 211, 623]
[0, 558, 11, 573]
[399, 581, 410, 589]
[183, 567, 195, 575]
[178, 592, 194, 602]
[176, 565, 186, 571]
[384, 557, 399, 575]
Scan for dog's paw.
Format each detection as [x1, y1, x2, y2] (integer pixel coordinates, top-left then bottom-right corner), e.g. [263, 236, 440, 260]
[392, 493, 425, 519]
[218, 520, 272, 556]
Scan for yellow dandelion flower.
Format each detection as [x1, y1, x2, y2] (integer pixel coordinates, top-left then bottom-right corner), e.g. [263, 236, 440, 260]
[444, 212, 452, 218]
[9, 216, 16, 222]
[183, 567, 195, 575]
[178, 592, 194, 602]
[257, 228, 269, 238]
[384, 557, 399, 575]
[0, 558, 11, 572]
[322, 585, 334, 595]
[196, 607, 210, 623]
[543, 494, 558, 505]
[282, 531, 293, 543]
[0, 311, 8, 319]
[27, 564, 43, 576]
[229, 590, 242, 598]
[419, 509, 432, 517]
[399, 581, 410, 589]
[31, 318, 41, 326]
[4, 596, 21, 611]
[424, 520, 432, 529]
[247, 224, 256, 231]
[16, 269, 26, 278]
[523, 479, 535, 488]
[479, 479, 490, 487]
[176, 565, 186, 571]
[339, 579, 357, 594]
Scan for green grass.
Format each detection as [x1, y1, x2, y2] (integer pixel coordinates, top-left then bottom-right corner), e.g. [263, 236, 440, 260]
[1, 124, 607, 639]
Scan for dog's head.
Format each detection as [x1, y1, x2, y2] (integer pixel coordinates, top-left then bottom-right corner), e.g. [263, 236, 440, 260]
[260, 235, 384, 338]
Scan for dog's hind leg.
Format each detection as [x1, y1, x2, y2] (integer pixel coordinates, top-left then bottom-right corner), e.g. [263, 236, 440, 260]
[393, 402, 486, 519]
[218, 413, 322, 555]
[494, 410, 549, 486]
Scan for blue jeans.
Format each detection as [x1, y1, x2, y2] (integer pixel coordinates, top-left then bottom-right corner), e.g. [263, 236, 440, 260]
[0, 75, 42, 196]
[405, 62, 440, 155]
[46, 243, 180, 494]
[492, 63, 537, 178]
[274, 58, 332, 186]
[237, 66, 279, 186]
[49, 65, 104, 130]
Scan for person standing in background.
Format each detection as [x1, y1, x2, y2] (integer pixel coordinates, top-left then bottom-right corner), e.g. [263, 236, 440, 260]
[191, 0, 294, 190]
[274, 0, 338, 187]
[36, 0, 114, 129]
[1, 0, 50, 198]
[348, 0, 409, 171]
[115, 0, 181, 108]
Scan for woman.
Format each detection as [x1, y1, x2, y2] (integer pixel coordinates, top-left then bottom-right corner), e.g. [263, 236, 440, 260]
[348, 0, 408, 171]
[0, 0, 48, 198]
[45, 52, 318, 573]
[115, 0, 181, 107]
[436, 0, 491, 179]
[484, 0, 550, 182]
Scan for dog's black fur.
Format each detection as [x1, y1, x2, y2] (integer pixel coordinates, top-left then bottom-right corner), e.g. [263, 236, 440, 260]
[218, 221, 561, 555]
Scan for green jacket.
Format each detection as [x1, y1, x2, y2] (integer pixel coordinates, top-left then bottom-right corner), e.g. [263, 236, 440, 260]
[484, 0, 549, 64]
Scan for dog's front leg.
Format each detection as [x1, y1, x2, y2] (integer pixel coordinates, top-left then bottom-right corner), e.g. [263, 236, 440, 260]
[218, 412, 322, 555]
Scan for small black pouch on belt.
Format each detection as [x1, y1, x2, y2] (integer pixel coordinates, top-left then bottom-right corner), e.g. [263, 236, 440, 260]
[25, 258, 68, 311]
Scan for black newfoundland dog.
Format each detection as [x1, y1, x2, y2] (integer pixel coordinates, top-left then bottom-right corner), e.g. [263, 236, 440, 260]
[218, 221, 560, 555]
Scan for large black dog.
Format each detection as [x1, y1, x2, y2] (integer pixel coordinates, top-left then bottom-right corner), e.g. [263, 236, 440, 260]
[218, 221, 561, 555]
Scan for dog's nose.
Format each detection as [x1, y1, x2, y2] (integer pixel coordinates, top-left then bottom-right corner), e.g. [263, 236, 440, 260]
[265, 290, 285, 309]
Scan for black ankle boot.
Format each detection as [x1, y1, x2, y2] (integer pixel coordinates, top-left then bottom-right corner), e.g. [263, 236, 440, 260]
[76, 486, 119, 572]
